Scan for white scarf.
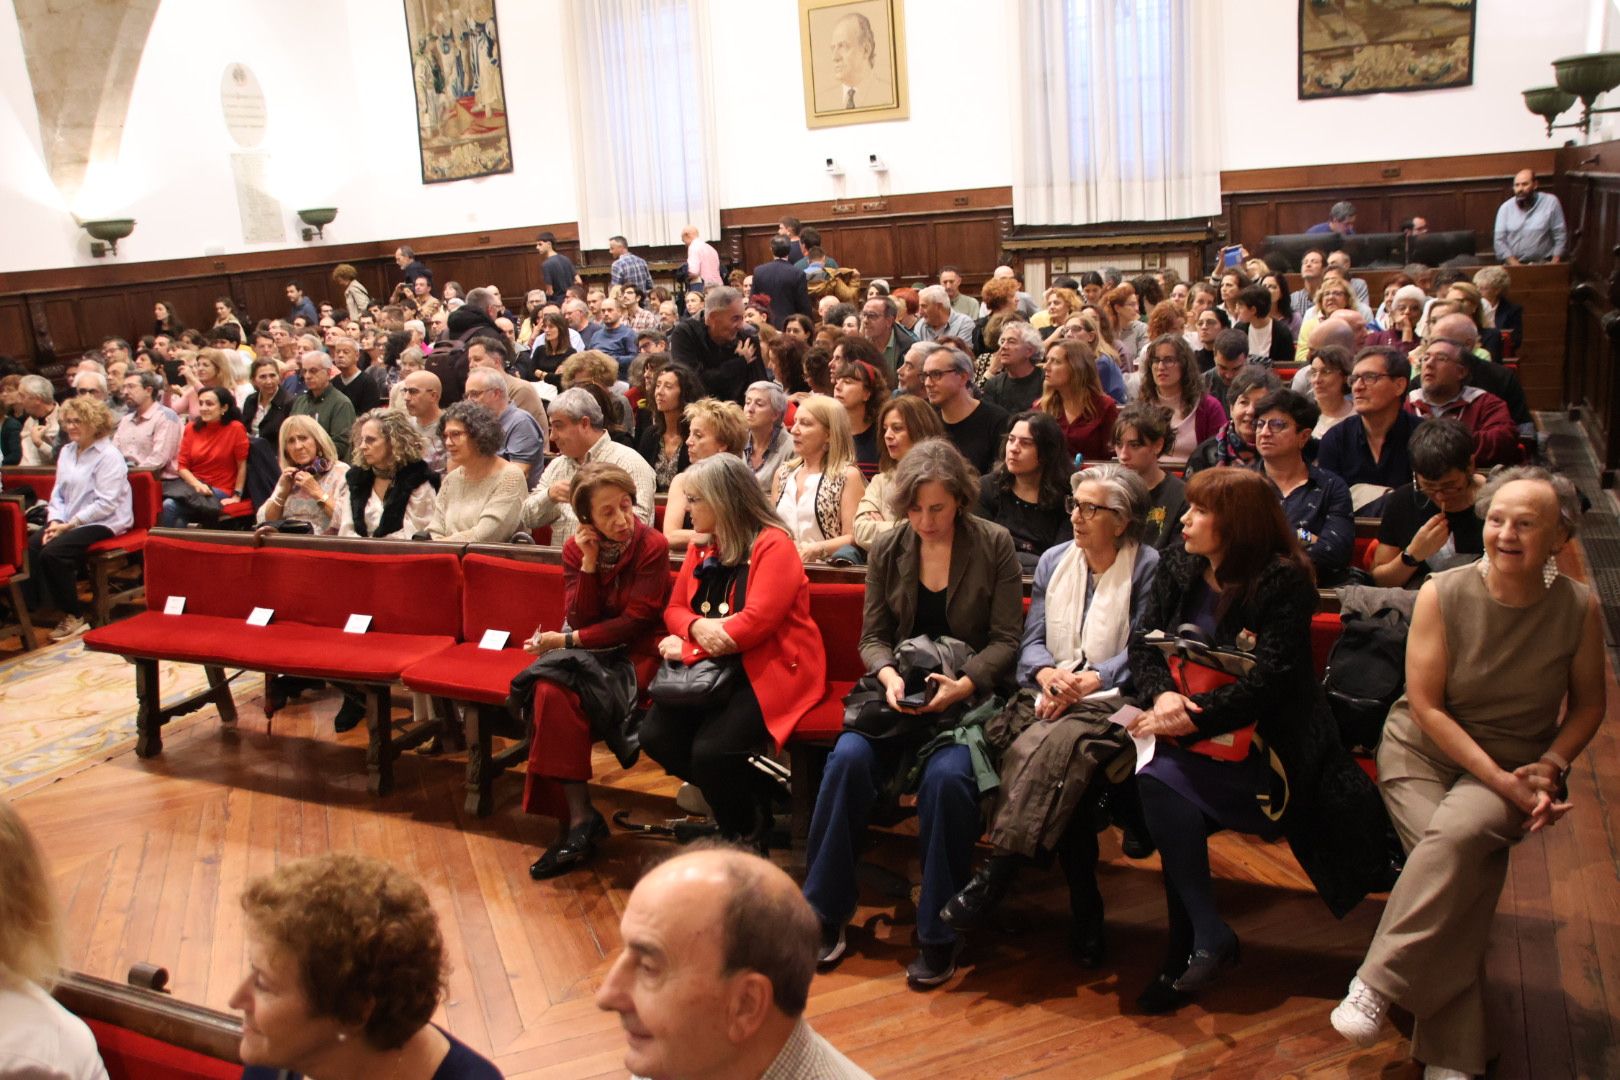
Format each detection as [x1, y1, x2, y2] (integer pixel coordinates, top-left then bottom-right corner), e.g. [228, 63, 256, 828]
[1044, 540, 1139, 672]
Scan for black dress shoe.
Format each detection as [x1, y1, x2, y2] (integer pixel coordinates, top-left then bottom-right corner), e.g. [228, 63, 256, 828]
[1118, 821, 1156, 859]
[940, 854, 1019, 932]
[905, 938, 964, 989]
[530, 812, 609, 880]
[1067, 907, 1106, 968]
[332, 694, 367, 733]
[1171, 931, 1241, 993]
[265, 675, 289, 716]
[1135, 973, 1191, 1015]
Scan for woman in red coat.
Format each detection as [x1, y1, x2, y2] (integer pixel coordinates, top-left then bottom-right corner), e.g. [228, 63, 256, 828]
[524, 464, 671, 880]
[639, 453, 827, 847]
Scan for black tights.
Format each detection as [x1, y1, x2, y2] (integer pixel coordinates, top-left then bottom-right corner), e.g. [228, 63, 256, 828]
[640, 680, 771, 838]
[1138, 774, 1234, 964]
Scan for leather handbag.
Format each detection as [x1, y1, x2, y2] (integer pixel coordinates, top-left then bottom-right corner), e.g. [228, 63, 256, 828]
[161, 478, 224, 524]
[647, 557, 750, 708]
[1140, 626, 1258, 762]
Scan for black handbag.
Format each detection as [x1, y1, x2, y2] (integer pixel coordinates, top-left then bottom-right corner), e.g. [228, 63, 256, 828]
[161, 478, 223, 524]
[648, 557, 750, 708]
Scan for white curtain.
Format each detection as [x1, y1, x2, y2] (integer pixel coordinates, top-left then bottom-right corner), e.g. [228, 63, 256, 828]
[1012, 0, 1221, 226]
[562, 0, 719, 249]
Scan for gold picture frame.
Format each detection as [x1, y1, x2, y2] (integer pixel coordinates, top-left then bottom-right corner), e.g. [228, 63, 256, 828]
[799, 0, 909, 129]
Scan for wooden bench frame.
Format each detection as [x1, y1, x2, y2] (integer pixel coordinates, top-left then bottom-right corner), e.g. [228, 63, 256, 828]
[53, 969, 243, 1067]
[0, 492, 37, 649]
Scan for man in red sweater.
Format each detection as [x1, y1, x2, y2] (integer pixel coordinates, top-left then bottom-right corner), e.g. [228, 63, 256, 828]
[1405, 336, 1521, 467]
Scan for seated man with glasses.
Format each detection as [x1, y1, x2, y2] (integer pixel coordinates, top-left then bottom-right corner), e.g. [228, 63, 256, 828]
[1405, 336, 1521, 469]
[920, 344, 1010, 475]
[1252, 389, 1354, 585]
[1315, 345, 1418, 517]
[1368, 418, 1486, 588]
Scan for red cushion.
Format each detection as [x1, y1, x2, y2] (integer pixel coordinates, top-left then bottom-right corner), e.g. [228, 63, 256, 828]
[128, 471, 161, 531]
[84, 1018, 239, 1080]
[1352, 536, 1377, 571]
[89, 528, 148, 555]
[1309, 611, 1342, 678]
[1354, 754, 1379, 781]
[2, 472, 53, 503]
[0, 562, 17, 581]
[401, 642, 533, 703]
[0, 501, 22, 567]
[808, 582, 867, 683]
[460, 554, 568, 642]
[791, 679, 857, 742]
[85, 612, 455, 682]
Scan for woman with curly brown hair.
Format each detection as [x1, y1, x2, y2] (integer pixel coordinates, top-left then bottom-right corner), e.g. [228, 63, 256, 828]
[233, 852, 500, 1078]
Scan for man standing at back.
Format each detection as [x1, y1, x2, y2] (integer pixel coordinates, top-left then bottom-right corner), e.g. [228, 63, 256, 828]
[754, 235, 814, 328]
[607, 235, 654, 297]
[285, 282, 318, 326]
[1494, 168, 1567, 265]
[939, 266, 979, 319]
[535, 232, 579, 302]
[681, 224, 723, 290]
[597, 844, 873, 1080]
[1307, 200, 1357, 236]
[394, 246, 432, 290]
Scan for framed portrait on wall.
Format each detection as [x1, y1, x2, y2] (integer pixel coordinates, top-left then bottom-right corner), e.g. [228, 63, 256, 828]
[799, 0, 909, 128]
[403, 0, 514, 183]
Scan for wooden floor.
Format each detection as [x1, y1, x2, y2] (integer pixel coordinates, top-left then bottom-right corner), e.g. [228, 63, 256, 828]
[4, 561, 1616, 1078]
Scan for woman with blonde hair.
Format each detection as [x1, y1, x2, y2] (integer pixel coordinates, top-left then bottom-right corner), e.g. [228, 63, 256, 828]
[331, 263, 370, 321]
[0, 803, 109, 1077]
[1294, 277, 1356, 364]
[1041, 286, 1084, 338]
[1063, 308, 1128, 403]
[257, 415, 350, 534]
[770, 393, 865, 564]
[663, 398, 747, 549]
[1441, 280, 1505, 361]
[176, 347, 252, 417]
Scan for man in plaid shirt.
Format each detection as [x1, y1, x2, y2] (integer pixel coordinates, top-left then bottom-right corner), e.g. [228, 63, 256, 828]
[609, 235, 654, 296]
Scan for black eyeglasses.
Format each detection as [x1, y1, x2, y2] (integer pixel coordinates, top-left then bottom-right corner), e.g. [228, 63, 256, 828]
[1348, 372, 1394, 387]
[1065, 498, 1119, 520]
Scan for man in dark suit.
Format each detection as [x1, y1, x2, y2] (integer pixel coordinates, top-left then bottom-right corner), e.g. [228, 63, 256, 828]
[753, 236, 814, 329]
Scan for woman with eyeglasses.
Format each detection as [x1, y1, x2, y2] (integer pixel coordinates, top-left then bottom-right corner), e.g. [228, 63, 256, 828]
[977, 411, 1073, 572]
[1308, 344, 1357, 437]
[1294, 278, 1355, 364]
[1112, 403, 1186, 550]
[1368, 418, 1486, 589]
[942, 464, 1160, 965]
[1137, 335, 1226, 459]
[426, 402, 525, 542]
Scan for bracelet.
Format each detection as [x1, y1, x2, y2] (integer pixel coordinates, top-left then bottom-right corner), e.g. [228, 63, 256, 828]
[1540, 749, 1571, 772]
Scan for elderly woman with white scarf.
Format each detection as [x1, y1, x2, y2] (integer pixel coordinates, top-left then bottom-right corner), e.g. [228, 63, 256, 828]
[940, 463, 1159, 965]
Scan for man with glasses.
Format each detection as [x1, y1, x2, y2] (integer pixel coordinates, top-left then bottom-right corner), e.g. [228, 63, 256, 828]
[1369, 418, 1485, 588]
[1315, 345, 1418, 516]
[521, 388, 654, 535]
[859, 295, 916, 379]
[466, 334, 548, 439]
[1252, 388, 1354, 584]
[465, 368, 544, 489]
[920, 344, 1009, 474]
[1406, 335, 1520, 467]
[113, 371, 181, 477]
[399, 370, 446, 473]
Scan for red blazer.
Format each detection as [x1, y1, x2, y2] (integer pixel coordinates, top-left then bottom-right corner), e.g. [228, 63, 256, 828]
[564, 518, 671, 684]
[665, 526, 826, 749]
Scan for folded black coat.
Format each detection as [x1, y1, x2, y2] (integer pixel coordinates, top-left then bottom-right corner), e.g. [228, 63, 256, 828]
[507, 647, 638, 747]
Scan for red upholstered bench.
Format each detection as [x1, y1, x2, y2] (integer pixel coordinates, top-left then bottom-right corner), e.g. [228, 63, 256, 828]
[787, 580, 870, 845]
[402, 548, 573, 815]
[83, 532, 464, 795]
[56, 971, 242, 1080]
[85, 1019, 240, 1080]
[0, 493, 37, 649]
[89, 469, 163, 626]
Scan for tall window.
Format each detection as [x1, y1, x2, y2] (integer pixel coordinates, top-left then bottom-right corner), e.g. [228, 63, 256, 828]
[1014, 0, 1219, 226]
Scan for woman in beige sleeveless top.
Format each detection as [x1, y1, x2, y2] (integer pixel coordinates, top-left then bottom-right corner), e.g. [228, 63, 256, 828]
[1329, 469, 1605, 1080]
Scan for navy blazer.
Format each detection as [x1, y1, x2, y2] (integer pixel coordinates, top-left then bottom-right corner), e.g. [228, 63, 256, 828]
[752, 258, 814, 328]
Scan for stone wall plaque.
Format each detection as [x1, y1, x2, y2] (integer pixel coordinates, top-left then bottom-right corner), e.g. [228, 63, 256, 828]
[231, 152, 285, 244]
[220, 64, 267, 148]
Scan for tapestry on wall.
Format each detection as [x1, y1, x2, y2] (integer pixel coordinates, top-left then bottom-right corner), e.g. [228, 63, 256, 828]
[403, 0, 513, 183]
[1298, 0, 1476, 100]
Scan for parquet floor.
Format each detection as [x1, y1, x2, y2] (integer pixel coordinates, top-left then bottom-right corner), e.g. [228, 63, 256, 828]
[3, 559, 1615, 1078]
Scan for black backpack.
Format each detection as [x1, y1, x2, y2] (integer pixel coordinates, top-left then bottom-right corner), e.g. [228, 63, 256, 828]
[1323, 607, 1410, 753]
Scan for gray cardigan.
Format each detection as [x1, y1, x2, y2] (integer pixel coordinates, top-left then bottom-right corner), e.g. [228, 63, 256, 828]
[859, 513, 1025, 695]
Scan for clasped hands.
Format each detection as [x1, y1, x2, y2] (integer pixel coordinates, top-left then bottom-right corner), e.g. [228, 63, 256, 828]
[1499, 760, 1572, 833]
[657, 617, 737, 662]
[1125, 691, 1202, 738]
[878, 666, 975, 715]
[1034, 666, 1103, 720]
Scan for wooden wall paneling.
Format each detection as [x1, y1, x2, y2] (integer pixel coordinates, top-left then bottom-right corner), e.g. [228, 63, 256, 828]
[0, 299, 31, 360]
[944, 216, 1007, 279]
[822, 224, 897, 280]
[77, 292, 138, 350]
[894, 222, 934, 281]
[40, 297, 85, 356]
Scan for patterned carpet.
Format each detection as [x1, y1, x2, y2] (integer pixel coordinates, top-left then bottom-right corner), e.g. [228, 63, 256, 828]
[0, 640, 262, 797]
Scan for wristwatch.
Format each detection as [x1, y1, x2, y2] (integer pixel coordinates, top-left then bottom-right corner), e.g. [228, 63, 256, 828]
[1399, 549, 1422, 568]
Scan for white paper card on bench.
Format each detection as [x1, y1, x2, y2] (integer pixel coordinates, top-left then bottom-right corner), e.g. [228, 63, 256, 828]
[344, 614, 372, 634]
[163, 595, 186, 616]
[247, 607, 274, 627]
[478, 629, 510, 650]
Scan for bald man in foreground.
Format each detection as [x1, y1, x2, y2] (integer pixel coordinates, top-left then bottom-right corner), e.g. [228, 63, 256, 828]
[597, 845, 872, 1080]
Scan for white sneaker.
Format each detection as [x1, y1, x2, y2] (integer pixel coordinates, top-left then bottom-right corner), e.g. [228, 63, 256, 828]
[1330, 975, 1390, 1046]
[49, 615, 89, 642]
[1422, 1067, 1471, 1080]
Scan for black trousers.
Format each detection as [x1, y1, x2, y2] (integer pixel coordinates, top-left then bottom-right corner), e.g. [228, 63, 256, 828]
[640, 678, 771, 837]
[24, 524, 113, 617]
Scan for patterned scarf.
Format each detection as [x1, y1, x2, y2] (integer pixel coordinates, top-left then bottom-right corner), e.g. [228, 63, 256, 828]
[1216, 422, 1256, 467]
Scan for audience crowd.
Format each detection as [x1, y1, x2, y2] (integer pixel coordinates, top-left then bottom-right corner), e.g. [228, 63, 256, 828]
[1, 205, 1593, 1080]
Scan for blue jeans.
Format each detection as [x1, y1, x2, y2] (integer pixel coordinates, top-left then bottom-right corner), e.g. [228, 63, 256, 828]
[159, 485, 228, 527]
[802, 732, 981, 946]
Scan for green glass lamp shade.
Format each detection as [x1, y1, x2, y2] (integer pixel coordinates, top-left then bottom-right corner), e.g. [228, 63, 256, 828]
[1553, 52, 1620, 107]
[1522, 85, 1576, 123]
[81, 218, 136, 244]
[297, 207, 338, 229]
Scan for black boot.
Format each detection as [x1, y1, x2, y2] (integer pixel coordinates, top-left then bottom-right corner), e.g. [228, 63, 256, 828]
[601, 710, 642, 771]
[332, 692, 366, 734]
[1109, 780, 1156, 859]
[940, 854, 1019, 932]
[1058, 815, 1106, 966]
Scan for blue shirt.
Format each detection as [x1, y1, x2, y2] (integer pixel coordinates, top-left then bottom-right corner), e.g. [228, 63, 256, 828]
[1265, 462, 1354, 578]
[288, 297, 318, 325]
[1017, 542, 1159, 690]
[610, 251, 654, 295]
[496, 405, 545, 490]
[591, 323, 639, 375]
[1315, 409, 1418, 513]
[1494, 191, 1567, 262]
[49, 437, 133, 533]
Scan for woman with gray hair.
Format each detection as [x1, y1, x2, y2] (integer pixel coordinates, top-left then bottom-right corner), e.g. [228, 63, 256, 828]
[943, 463, 1161, 964]
[425, 401, 525, 542]
[1334, 468, 1602, 1080]
[803, 438, 1024, 989]
[742, 380, 792, 488]
[1367, 283, 1428, 359]
[639, 455, 826, 850]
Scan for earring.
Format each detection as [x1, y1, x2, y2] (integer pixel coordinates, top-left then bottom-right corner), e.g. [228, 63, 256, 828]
[1543, 556, 1559, 588]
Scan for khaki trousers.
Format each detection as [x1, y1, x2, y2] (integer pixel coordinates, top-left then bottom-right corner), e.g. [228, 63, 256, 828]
[1358, 757, 1528, 1076]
